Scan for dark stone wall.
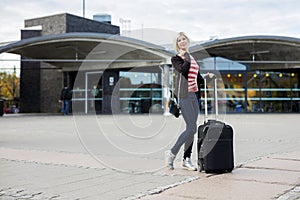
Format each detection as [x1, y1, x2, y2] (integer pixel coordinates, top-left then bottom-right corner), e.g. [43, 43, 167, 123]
[21, 30, 41, 39]
[24, 13, 67, 36]
[66, 14, 120, 34]
[20, 30, 42, 113]
[40, 63, 62, 113]
[20, 61, 41, 113]
[24, 13, 120, 36]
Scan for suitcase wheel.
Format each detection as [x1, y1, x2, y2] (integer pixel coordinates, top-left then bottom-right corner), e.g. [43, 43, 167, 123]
[198, 159, 204, 172]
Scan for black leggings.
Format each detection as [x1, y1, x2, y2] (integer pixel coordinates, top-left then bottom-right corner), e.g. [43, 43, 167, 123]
[183, 92, 200, 160]
[183, 142, 193, 159]
[171, 93, 198, 157]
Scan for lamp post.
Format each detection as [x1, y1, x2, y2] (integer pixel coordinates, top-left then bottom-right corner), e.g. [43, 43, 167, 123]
[83, 0, 85, 18]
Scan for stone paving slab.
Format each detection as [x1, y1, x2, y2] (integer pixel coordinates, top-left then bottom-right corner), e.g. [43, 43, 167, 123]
[0, 147, 105, 169]
[141, 152, 300, 200]
[244, 157, 300, 172]
[142, 176, 291, 200]
[0, 158, 198, 200]
[225, 168, 300, 186]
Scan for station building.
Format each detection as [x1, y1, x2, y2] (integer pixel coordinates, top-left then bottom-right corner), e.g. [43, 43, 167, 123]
[0, 13, 299, 114]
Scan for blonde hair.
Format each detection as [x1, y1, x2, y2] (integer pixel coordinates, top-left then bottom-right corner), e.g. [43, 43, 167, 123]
[174, 32, 190, 53]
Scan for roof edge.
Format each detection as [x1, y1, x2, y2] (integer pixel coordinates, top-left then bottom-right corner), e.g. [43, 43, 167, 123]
[0, 32, 174, 57]
[191, 35, 300, 51]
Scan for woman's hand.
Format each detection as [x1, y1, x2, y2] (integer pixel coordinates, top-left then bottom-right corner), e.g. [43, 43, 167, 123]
[178, 49, 186, 57]
[204, 72, 215, 78]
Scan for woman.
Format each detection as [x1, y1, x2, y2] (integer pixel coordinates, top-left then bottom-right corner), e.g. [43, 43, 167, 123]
[165, 32, 213, 170]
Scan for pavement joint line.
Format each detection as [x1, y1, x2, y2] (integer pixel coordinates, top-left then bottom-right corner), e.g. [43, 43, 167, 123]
[1, 157, 198, 179]
[0, 147, 168, 175]
[2, 189, 58, 200]
[241, 165, 300, 173]
[1, 153, 202, 178]
[276, 185, 300, 200]
[125, 170, 223, 199]
[39, 170, 118, 192]
[272, 157, 300, 162]
[0, 157, 102, 171]
[226, 177, 297, 187]
[235, 156, 266, 168]
[1, 157, 170, 178]
[0, 188, 44, 199]
[122, 176, 201, 200]
[236, 150, 300, 169]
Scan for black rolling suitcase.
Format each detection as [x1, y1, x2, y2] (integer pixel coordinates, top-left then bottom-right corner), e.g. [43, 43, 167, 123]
[198, 76, 234, 173]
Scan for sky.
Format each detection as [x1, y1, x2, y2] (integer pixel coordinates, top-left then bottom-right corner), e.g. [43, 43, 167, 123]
[1, 0, 300, 42]
[1, 0, 300, 73]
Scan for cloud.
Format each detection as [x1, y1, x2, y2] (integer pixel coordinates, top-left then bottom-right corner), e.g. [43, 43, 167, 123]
[1, 0, 300, 43]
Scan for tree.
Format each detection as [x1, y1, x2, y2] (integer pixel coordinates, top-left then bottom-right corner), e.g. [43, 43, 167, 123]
[0, 68, 20, 100]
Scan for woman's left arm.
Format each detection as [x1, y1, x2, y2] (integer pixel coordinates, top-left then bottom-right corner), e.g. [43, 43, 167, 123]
[171, 54, 190, 76]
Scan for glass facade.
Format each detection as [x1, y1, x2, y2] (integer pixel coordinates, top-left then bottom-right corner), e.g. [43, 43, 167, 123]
[246, 70, 299, 112]
[70, 58, 300, 114]
[201, 57, 300, 113]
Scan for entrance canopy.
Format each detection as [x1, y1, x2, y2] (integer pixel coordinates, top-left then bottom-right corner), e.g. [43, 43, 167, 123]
[3, 34, 300, 71]
[191, 35, 300, 71]
[0, 33, 173, 70]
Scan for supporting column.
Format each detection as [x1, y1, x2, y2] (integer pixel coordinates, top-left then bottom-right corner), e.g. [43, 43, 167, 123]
[244, 65, 249, 112]
[163, 64, 171, 115]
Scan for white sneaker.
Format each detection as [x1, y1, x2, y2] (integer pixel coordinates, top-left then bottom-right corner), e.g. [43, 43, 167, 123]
[165, 150, 175, 170]
[182, 157, 197, 171]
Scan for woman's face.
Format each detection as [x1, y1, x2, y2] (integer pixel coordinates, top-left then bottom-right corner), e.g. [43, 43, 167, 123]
[177, 35, 189, 51]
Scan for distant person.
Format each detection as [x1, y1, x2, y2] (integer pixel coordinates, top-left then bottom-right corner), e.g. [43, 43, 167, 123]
[60, 85, 72, 115]
[165, 32, 214, 170]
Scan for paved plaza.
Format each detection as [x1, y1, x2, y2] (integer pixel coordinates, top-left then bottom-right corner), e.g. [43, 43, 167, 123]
[0, 113, 299, 199]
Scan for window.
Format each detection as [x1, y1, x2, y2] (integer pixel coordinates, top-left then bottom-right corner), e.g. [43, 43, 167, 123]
[119, 69, 163, 113]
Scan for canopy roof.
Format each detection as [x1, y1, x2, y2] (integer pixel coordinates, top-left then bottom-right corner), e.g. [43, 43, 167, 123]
[1, 34, 300, 71]
[191, 35, 300, 70]
[0, 33, 173, 70]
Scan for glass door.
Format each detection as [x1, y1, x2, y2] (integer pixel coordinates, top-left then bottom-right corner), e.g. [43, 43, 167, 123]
[119, 70, 163, 113]
[85, 71, 103, 114]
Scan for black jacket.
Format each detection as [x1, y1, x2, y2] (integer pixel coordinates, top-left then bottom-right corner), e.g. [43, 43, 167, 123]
[171, 52, 204, 98]
[60, 87, 72, 100]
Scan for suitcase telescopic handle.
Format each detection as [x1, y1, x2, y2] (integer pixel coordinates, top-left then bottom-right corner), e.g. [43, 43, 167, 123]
[203, 74, 218, 123]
